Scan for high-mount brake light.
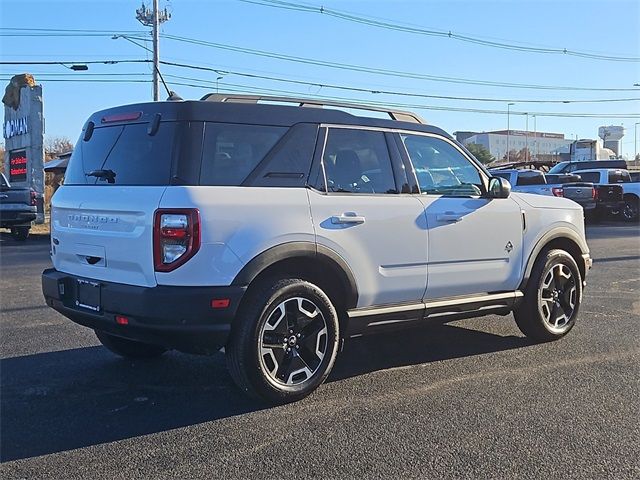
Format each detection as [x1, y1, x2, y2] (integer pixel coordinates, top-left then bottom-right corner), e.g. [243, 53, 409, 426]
[101, 111, 142, 123]
[552, 187, 564, 197]
[153, 209, 200, 272]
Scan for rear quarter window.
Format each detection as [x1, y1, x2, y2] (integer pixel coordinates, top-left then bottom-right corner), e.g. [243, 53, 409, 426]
[200, 123, 287, 186]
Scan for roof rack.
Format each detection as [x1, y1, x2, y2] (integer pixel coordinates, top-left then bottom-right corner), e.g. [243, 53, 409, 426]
[200, 93, 426, 124]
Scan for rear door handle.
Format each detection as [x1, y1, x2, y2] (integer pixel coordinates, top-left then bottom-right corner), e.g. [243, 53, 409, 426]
[331, 212, 366, 224]
[436, 214, 463, 223]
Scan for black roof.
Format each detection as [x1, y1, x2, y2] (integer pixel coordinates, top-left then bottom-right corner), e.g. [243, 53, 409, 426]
[85, 100, 451, 139]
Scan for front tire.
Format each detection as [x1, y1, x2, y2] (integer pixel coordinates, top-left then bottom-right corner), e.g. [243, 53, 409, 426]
[95, 330, 167, 359]
[514, 249, 582, 342]
[226, 278, 340, 403]
[622, 196, 639, 222]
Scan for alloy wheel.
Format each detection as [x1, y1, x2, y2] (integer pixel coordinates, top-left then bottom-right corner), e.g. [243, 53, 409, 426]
[538, 263, 577, 333]
[258, 297, 328, 386]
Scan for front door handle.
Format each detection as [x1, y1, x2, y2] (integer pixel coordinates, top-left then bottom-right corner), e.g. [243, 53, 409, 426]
[331, 212, 366, 224]
[436, 214, 463, 223]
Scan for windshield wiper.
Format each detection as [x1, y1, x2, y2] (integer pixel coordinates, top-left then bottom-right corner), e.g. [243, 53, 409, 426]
[87, 169, 116, 184]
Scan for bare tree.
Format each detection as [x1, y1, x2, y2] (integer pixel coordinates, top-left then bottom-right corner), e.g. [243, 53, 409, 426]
[45, 136, 73, 161]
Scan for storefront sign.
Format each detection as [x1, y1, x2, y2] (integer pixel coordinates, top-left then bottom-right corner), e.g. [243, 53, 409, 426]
[4, 117, 29, 139]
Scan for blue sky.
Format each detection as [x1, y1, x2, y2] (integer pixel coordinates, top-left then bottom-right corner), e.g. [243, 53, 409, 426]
[1, 0, 639, 157]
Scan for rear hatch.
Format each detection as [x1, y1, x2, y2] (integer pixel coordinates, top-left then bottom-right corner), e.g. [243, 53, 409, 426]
[51, 109, 181, 287]
[0, 175, 34, 220]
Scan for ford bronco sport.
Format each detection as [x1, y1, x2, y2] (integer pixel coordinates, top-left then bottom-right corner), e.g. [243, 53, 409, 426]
[42, 94, 592, 403]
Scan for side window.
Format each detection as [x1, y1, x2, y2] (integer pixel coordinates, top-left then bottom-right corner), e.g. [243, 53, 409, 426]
[608, 170, 630, 183]
[575, 172, 599, 183]
[516, 172, 546, 186]
[401, 134, 483, 196]
[200, 123, 286, 186]
[322, 128, 397, 194]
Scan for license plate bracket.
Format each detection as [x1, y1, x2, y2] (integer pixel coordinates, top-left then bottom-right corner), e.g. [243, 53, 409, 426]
[76, 279, 101, 312]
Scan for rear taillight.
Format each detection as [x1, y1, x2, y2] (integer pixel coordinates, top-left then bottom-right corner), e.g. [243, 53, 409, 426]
[30, 189, 37, 206]
[592, 188, 598, 200]
[552, 187, 563, 197]
[153, 209, 200, 272]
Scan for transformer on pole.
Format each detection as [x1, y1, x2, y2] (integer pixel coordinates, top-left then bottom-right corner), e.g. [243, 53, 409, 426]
[135, 1, 171, 101]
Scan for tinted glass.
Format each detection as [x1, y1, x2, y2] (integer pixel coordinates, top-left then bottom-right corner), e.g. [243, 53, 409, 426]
[0, 173, 8, 188]
[516, 173, 546, 186]
[492, 172, 511, 182]
[575, 172, 599, 183]
[322, 128, 397, 194]
[247, 123, 318, 187]
[200, 123, 286, 186]
[608, 170, 630, 183]
[401, 134, 483, 196]
[65, 122, 176, 185]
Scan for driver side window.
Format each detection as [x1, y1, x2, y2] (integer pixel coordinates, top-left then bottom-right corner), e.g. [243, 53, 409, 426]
[401, 134, 483, 196]
[321, 128, 398, 194]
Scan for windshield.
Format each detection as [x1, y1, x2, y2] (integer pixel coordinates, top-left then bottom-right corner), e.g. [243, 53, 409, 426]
[548, 163, 568, 174]
[64, 122, 177, 185]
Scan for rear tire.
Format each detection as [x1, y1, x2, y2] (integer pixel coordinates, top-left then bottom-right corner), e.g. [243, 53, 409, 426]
[95, 330, 167, 359]
[10, 226, 29, 241]
[226, 277, 340, 403]
[514, 249, 582, 342]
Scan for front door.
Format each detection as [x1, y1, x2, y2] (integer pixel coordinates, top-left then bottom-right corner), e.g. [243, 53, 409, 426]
[397, 132, 524, 300]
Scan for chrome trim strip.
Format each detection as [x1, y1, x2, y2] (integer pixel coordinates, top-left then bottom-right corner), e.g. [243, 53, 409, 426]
[347, 291, 523, 319]
[367, 318, 418, 327]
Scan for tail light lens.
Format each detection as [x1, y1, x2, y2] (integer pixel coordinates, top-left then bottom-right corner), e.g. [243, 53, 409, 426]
[552, 187, 563, 197]
[592, 188, 598, 200]
[153, 209, 200, 272]
[30, 189, 37, 206]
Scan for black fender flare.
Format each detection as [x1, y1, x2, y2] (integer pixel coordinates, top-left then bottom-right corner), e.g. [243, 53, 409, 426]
[231, 241, 359, 309]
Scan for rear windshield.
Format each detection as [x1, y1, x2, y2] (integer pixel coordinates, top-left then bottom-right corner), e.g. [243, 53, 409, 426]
[516, 173, 546, 186]
[64, 122, 176, 185]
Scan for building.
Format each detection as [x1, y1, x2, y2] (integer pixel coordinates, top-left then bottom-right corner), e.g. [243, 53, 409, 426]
[455, 130, 573, 162]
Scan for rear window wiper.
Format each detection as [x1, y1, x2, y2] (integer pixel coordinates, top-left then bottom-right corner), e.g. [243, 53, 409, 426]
[87, 169, 116, 184]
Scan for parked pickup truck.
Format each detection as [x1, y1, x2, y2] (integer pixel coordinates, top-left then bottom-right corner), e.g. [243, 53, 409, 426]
[491, 169, 596, 212]
[571, 169, 628, 220]
[0, 172, 36, 240]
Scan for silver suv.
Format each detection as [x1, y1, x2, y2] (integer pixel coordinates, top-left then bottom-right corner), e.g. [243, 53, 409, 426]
[42, 95, 592, 402]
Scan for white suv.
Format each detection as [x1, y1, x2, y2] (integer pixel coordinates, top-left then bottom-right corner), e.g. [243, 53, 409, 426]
[42, 95, 592, 402]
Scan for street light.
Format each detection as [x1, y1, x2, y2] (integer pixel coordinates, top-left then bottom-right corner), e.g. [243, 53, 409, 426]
[507, 103, 515, 162]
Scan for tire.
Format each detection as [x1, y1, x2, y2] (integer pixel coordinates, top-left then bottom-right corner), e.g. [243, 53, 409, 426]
[10, 226, 30, 241]
[514, 249, 582, 342]
[226, 277, 340, 403]
[95, 330, 167, 359]
[622, 196, 639, 223]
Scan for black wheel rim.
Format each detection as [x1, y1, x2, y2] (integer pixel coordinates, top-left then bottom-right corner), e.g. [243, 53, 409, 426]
[259, 297, 328, 386]
[623, 202, 638, 220]
[538, 263, 577, 333]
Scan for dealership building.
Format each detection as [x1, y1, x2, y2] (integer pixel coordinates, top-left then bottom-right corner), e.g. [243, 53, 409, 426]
[455, 130, 573, 161]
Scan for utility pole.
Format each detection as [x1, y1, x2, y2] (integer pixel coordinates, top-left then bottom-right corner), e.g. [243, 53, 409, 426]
[525, 113, 529, 162]
[136, 1, 171, 101]
[506, 103, 514, 162]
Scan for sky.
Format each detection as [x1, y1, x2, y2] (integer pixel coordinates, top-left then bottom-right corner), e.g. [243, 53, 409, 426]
[1, 0, 639, 157]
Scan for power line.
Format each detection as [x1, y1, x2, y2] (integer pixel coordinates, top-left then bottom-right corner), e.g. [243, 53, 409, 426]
[1, 73, 637, 118]
[155, 33, 640, 92]
[0, 59, 150, 65]
[157, 60, 640, 104]
[238, 0, 640, 62]
[3, 27, 637, 92]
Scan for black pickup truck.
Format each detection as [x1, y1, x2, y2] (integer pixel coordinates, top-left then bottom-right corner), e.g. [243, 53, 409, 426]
[0, 172, 36, 240]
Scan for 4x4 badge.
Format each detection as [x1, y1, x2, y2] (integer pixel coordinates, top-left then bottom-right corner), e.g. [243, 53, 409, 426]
[505, 241, 513, 253]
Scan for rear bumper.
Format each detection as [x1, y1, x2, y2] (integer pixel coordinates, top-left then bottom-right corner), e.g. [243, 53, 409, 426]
[0, 210, 36, 227]
[42, 268, 246, 354]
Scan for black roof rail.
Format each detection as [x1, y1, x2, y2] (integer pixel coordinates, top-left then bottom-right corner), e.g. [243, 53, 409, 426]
[200, 93, 426, 124]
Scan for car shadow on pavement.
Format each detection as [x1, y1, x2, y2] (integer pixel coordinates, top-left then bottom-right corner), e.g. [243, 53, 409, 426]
[330, 321, 530, 382]
[1, 323, 530, 462]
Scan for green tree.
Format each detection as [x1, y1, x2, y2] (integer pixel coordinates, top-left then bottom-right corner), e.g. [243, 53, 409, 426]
[465, 143, 495, 164]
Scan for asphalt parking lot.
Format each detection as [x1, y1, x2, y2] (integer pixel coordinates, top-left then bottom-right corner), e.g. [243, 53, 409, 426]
[1, 224, 639, 479]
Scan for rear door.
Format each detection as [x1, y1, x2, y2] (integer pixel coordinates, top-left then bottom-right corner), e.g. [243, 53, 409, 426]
[308, 127, 428, 308]
[51, 120, 179, 287]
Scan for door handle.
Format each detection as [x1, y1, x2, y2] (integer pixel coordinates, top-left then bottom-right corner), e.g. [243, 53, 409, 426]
[331, 212, 366, 224]
[436, 214, 463, 223]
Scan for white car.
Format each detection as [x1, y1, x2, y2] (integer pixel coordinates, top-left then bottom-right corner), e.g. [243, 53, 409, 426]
[42, 95, 592, 402]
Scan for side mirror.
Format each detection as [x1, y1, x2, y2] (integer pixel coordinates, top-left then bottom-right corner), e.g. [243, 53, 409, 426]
[488, 177, 511, 198]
